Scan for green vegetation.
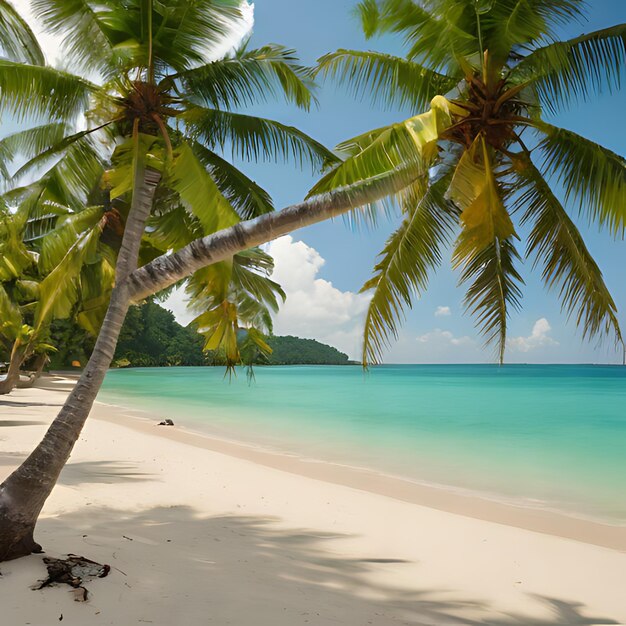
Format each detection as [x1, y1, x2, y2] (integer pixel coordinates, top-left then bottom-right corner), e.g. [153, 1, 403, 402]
[113, 303, 206, 367]
[264, 335, 350, 365]
[48, 302, 350, 368]
[314, 0, 626, 364]
[1, 189, 117, 394]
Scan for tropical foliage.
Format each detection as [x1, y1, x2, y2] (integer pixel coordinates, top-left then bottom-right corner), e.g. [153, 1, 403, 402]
[0, 199, 116, 392]
[48, 302, 351, 368]
[264, 335, 351, 365]
[314, 0, 626, 364]
[0, 0, 335, 371]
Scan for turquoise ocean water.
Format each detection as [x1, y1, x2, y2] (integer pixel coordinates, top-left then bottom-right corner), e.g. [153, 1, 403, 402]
[100, 364, 626, 524]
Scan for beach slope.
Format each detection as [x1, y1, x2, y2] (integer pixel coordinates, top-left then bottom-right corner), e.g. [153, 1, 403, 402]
[1, 383, 624, 625]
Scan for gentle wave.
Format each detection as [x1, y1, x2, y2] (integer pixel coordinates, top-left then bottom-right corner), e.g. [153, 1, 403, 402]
[100, 364, 626, 524]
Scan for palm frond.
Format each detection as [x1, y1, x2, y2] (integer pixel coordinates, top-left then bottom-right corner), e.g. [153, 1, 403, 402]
[535, 122, 626, 234]
[191, 143, 274, 220]
[0, 283, 23, 335]
[355, 0, 442, 44]
[185, 261, 237, 358]
[355, 0, 382, 39]
[5, 134, 107, 220]
[361, 173, 459, 365]
[448, 138, 516, 254]
[316, 49, 457, 112]
[514, 24, 626, 113]
[108, 133, 163, 199]
[457, 237, 524, 364]
[516, 155, 623, 345]
[30, 0, 113, 72]
[22, 205, 70, 243]
[174, 44, 315, 110]
[450, 137, 522, 363]
[0, 123, 68, 174]
[308, 98, 459, 220]
[0, 61, 94, 121]
[481, 0, 587, 63]
[75, 259, 115, 335]
[184, 245, 284, 365]
[38, 205, 104, 273]
[0, 211, 34, 281]
[481, 1, 549, 63]
[35, 216, 103, 329]
[11, 126, 110, 185]
[0, 0, 45, 64]
[232, 248, 285, 316]
[357, 0, 476, 72]
[144, 204, 199, 252]
[183, 106, 337, 169]
[151, 0, 243, 73]
[167, 141, 239, 234]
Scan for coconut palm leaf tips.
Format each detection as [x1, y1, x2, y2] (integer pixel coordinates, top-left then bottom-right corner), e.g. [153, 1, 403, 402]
[314, 0, 626, 364]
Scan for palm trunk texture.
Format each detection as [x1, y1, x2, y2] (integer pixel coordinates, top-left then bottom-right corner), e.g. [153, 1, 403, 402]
[0, 168, 161, 561]
[0, 343, 27, 396]
[16, 354, 50, 389]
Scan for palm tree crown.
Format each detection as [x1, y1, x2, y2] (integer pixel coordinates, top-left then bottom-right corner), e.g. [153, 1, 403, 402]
[313, 0, 626, 364]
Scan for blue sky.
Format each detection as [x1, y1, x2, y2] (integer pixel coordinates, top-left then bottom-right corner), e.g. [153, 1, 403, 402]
[4, 1, 625, 363]
[215, 0, 626, 364]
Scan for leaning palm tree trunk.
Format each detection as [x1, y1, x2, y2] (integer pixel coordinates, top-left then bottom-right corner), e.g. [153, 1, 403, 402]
[0, 342, 26, 395]
[0, 170, 409, 561]
[16, 354, 50, 389]
[127, 172, 414, 301]
[0, 168, 161, 561]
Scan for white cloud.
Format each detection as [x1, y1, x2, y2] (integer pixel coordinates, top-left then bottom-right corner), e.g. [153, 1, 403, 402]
[163, 235, 371, 359]
[416, 328, 473, 347]
[208, 2, 255, 62]
[508, 318, 559, 353]
[434, 305, 451, 317]
[162, 287, 197, 327]
[266, 236, 371, 358]
[379, 327, 482, 363]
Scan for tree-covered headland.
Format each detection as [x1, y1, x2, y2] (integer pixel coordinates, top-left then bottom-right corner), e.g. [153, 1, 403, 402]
[44, 302, 351, 368]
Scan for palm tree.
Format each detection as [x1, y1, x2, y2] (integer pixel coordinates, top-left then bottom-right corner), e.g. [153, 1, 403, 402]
[0, 206, 39, 394]
[1, 0, 624, 561]
[0, 0, 335, 560]
[0, 200, 115, 394]
[0, 206, 41, 393]
[308, 0, 626, 365]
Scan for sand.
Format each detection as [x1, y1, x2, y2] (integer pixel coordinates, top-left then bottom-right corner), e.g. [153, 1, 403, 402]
[0, 378, 624, 625]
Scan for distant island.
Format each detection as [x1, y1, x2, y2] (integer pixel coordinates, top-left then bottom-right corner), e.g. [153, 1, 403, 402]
[49, 301, 353, 368]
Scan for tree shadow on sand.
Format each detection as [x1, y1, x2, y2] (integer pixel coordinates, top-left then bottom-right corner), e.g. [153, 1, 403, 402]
[0, 451, 28, 467]
[0, 400, 62, 408]
[27, 506, 619, 626]
[57, 460, 154, 486]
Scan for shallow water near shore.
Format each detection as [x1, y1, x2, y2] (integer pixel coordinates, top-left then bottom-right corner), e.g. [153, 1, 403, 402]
[100, 364, 626, 524]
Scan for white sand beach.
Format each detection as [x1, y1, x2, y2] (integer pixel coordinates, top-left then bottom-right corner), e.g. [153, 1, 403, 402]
[1, 378, 625, 625]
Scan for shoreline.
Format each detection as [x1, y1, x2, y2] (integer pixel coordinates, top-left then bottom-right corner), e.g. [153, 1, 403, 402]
[42, 374, 626, 550]
[1, 378, 625, 624]
[94, 396, 626, 552]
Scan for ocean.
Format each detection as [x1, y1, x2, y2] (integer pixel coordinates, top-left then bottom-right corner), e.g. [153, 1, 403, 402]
[100, 364, 626, 524]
